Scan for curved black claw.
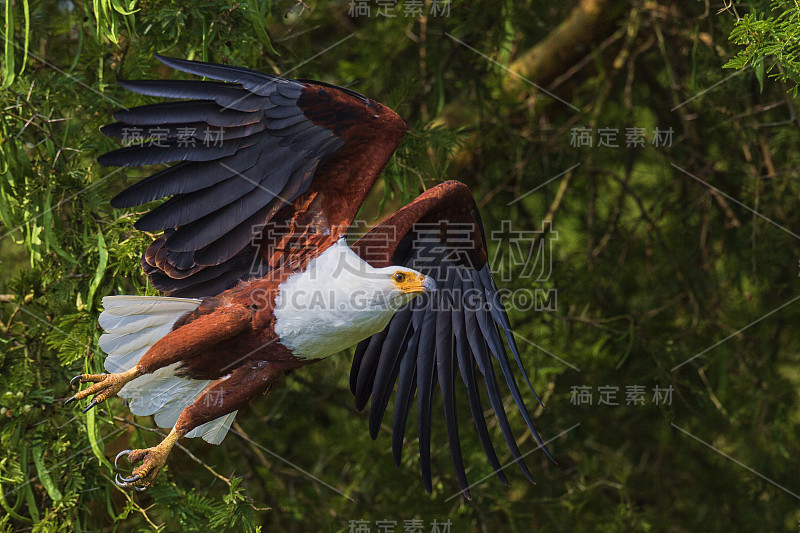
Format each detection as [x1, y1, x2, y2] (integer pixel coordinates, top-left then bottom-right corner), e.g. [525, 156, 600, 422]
[81, 400, 99, 413]
[70, 374, 83, 387]
[115, 449, 132, 468]
[64, 396, 76, 405]
[115, 472, 147, 491]
[119, 474, 141, 484]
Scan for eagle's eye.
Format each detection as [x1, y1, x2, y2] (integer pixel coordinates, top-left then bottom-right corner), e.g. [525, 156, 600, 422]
[393, 272, 406, 283]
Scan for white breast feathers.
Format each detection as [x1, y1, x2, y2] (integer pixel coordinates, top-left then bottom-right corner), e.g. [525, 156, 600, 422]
[273, 239, 416, 359]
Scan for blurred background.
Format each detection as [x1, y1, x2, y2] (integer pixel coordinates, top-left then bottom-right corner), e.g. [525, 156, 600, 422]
[2, 0, 800, 531]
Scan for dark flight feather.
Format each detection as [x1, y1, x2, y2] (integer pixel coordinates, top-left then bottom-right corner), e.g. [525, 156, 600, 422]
[118, 79, 275, 112]
[391, 306, 423, 466]
[415, 301, 438, 494]
[368, 305, 414, 439]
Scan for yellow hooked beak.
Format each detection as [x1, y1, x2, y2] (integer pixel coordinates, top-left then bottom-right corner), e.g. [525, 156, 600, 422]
[392, 271, 437, 294]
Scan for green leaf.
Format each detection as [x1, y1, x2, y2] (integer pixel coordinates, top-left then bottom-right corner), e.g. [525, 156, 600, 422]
[754, 55, 765, 92]
[246, 0, 279, 57]
[31, 446, 64, 503]
[2, 0, 16, 90]
[86, 229, 108, 311]
[87, 410, 114, 473]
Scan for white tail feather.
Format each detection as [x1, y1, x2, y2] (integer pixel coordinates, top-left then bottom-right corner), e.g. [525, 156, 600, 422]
[99, 296, 238, 444]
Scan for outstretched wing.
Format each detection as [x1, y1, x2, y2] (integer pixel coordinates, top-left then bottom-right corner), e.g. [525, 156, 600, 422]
[100, 55, 406, 297]
[350, 181, 552, 499]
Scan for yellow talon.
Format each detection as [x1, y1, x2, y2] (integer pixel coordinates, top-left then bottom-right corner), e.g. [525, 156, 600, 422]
[115, 428, 181, 489]
[65, 367, 142, 411]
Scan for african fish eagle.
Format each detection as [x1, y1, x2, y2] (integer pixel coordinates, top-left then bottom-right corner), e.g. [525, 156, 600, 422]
[66, 55, 553, 498]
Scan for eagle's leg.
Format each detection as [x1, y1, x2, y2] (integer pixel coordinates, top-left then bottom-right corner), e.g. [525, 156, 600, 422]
[115, 359, 286, 489]
[67, 304, 253, 411]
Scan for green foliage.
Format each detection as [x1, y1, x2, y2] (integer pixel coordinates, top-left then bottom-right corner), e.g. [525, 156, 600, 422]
[2, 0, 800, 531]
[725, 1, 800, 94]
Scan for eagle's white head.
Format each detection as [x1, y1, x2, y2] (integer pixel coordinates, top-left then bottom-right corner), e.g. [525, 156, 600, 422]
[273, 239, 436, 359]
